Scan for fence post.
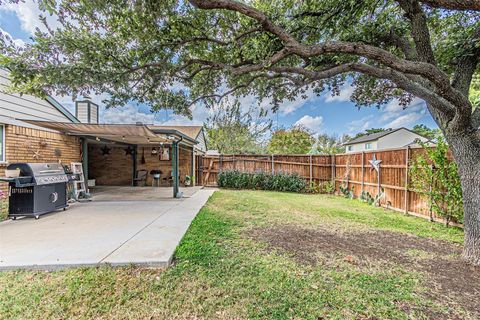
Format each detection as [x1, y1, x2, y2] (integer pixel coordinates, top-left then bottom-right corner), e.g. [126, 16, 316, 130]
[271, 154, 275, 174]
[429, 164, 435, 222]
[309, 155, 313, 185]
[361, 152, 365, 195]
[331, 154, 336, 190]
[404, 147, 410, 214]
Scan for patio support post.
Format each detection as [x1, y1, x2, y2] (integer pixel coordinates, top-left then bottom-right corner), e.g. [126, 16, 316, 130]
[81, 138, 88, 184]
[132, 145, 137, 187]
[172, 141, 179, 198]
[191, 147, 195, 186]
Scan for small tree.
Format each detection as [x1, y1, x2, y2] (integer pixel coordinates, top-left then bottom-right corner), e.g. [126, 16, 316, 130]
[412, 124, 442, 140]
[205, 101, 271, 154]
[267, 126, 314, 154]
[409, 138, 463, 226]
[314, 133, 348, 155]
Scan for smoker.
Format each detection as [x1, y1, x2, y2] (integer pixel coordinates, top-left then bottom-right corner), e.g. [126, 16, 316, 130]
[1, 163, 69, 219]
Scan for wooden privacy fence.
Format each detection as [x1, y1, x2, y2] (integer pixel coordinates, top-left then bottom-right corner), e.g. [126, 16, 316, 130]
[196, 147, 442, 220]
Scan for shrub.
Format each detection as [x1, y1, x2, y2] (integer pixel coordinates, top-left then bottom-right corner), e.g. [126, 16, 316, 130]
[307, 181, 336, 194]
[409, 138, 463, 226]
[218, 170, 306, 193]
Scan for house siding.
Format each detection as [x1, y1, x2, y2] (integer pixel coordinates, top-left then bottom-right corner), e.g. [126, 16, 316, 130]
[345, 129, 428, 153]
[346, 140, 378, 153]
[195, 130, 207, 153]
[0, 69, 73, 123]
[377, 129, 428, 149]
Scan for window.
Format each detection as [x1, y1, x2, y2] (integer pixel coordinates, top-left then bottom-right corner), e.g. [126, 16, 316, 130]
[365, 143, 372, 150]
[0, 124, 4, 162]
[347, 145, 353, 152]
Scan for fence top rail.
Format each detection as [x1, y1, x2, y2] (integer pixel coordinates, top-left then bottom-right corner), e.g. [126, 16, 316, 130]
[202, 146, 432, 158]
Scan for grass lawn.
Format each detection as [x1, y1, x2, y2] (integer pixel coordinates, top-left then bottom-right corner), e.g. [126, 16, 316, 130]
[1, 190, 478, 319]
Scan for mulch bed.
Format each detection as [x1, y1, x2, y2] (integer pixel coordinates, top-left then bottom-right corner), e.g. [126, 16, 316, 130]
[247, 225, 480, 319]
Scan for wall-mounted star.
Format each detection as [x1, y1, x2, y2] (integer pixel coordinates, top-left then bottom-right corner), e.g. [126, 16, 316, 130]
[101, 145, 111, 155]
[369, 154, 382, 172]
[124, 146, 134, 156]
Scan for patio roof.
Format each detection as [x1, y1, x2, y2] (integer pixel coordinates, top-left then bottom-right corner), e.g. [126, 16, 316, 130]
[20, 120, 198, 145]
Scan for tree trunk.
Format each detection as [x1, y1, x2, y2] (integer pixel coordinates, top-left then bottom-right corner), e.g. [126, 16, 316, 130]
[446, 132, 480, 266]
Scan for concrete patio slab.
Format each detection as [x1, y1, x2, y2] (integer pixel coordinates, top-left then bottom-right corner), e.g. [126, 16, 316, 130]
[0, 187, 215, 270]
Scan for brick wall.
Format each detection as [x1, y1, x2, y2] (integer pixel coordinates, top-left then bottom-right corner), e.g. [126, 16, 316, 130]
[88, 144, 194, 186]
[0, 124, 82, 191]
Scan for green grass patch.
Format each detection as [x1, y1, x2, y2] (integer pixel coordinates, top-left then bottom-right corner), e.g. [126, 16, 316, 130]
[0, 190, 467, 319]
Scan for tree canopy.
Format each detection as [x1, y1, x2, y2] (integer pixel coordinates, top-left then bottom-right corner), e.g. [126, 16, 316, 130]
[1, 0, 479, 127]
[205, 101, 270, 154]
[267, 126, 314, 154]
[412, 124, 442, 139]
[314, 133, 349, 155]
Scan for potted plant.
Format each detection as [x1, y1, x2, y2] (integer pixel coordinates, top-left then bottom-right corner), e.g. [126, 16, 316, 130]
[184, 175, 191, 187]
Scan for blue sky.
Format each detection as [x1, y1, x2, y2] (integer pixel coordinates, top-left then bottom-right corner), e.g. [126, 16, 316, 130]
[0, 2, 438, 136]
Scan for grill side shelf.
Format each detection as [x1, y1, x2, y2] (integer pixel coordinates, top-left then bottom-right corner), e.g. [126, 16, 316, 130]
[0, 176, 35, 188]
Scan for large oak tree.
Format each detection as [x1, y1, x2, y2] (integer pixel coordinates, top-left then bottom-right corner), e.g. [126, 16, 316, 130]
[1, 0, 480, 265]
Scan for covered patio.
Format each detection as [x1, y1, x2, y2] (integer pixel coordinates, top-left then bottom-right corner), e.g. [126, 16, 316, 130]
[23, 121, 201, 198]
[90, 185, 203, 201]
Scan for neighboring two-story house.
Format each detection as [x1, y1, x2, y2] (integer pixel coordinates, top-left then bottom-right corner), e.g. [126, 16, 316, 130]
[344, 128, 430, 153]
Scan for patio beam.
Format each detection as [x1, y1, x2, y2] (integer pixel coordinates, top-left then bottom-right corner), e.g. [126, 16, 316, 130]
[81, 138, 89, 187]
[172, 141, 180, 198]
[132, 145, 137, 187]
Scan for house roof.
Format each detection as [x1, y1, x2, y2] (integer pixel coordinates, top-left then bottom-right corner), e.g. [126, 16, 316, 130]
[344, 127, 426, 146]
[148, 125, 203, 141]
[45, 96, 80, 123]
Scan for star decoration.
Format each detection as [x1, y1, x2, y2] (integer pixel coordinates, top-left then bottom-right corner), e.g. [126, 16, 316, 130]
[101, 145, 111, 155]
[369, 154, 382, 172]
[124, 146, 134, 156]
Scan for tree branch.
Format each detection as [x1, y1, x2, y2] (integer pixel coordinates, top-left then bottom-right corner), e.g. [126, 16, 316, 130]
[472, 108, 480, 128]
[420, 0, 480, 11]
[451, 25, 480, 96]
[189, 0, 299, 47]
[189, 0, 471, 113]
[396, 0, 436, 64]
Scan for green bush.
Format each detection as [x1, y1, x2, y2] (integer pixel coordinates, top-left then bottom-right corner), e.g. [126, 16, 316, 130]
[409, 138, 463, 226]
[218, 170, 306, 192]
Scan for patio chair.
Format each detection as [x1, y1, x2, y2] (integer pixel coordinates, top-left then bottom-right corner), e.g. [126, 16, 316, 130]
[133, 170, 148, 187]
[162, 170, 173, 186]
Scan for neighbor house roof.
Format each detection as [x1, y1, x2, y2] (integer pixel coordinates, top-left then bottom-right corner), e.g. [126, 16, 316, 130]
[344, 130, 398, 145]
[344, 127, 430, 146]
[148, 125, 203, 141]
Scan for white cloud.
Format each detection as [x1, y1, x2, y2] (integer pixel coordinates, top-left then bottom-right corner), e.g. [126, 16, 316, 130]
[346, 98, 427, 134]
[383, 113, 424, 128]
[157, 104, 209, 126]
[0, 27, 25, 47]
[324, 84, 354, 103]
[103, 104, 156, 124]
[294, 115, 323, 133]
[346, 115, 374, 134]
[1, 0, 61, 35]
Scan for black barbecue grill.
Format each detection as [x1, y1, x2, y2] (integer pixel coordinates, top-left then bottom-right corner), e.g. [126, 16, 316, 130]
[0, 163, 69, 219]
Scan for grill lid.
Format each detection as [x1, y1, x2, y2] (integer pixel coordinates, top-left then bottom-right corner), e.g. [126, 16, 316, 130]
[6, 163, 68, 185]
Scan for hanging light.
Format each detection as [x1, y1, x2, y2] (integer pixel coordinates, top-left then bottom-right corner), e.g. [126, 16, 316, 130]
[151, 147, 157, 155]
[95, 137, 100, 141]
